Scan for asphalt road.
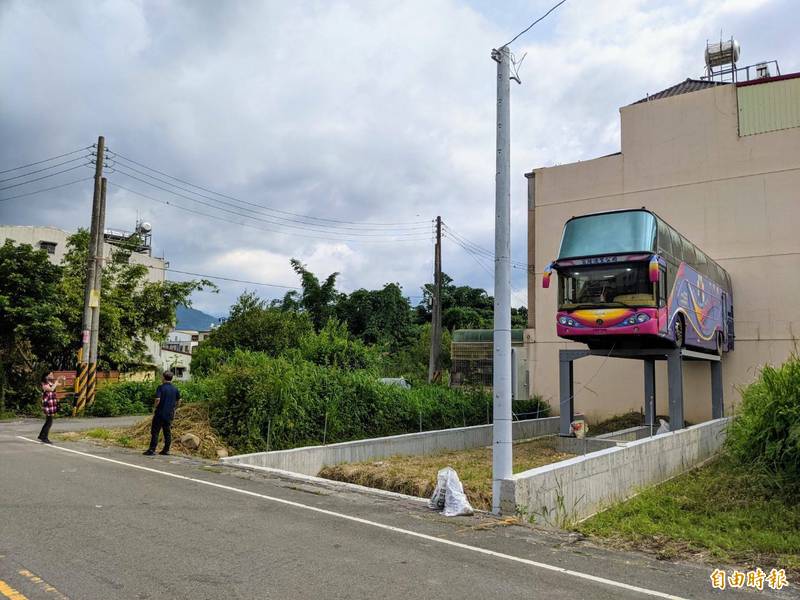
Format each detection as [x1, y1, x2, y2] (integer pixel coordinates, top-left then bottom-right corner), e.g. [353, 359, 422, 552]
[0, 418, 789, 600]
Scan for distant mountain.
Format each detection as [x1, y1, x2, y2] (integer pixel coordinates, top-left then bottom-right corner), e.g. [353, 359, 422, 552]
[175, 305, 220, 331]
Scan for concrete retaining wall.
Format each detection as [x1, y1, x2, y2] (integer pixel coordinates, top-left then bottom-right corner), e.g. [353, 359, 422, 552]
[222, 416, 562, 476]
[501, 418, 730, 526]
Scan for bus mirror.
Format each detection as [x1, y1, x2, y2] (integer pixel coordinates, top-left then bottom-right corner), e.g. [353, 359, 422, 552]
[649, 256, 660, 283]
[542, 263, 553, 289]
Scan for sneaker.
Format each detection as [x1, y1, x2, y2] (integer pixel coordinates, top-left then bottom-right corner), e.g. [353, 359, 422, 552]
[158, 451, 170, 456]
[40, 439, 53, 445]
[143, 450, 155, 456]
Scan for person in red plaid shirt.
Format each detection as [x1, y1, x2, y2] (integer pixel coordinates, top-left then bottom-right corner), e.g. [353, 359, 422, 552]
[38, 372, 63, 444]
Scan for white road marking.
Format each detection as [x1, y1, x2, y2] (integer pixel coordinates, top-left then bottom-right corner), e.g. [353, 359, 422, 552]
[18, 436, 688, 600]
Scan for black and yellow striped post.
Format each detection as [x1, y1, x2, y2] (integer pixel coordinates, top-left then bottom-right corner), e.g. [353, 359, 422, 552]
[86, 362, 97, 408]
[73, 347, 88, 416]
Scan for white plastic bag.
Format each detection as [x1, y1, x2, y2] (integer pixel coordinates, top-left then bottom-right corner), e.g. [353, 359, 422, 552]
[428, 468, 448, 510]
[429, 467, 474, 517]
[656, 418, 670, 435]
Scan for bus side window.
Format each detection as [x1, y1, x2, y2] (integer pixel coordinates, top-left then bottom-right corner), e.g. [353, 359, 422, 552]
[659, 266, 667, 307]
[670, 229, 683, 263]
[657, 221, 672, 258]
[682, 238, 696, 268]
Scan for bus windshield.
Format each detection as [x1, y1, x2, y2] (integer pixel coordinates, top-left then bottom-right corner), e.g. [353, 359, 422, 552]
[559, 211, 656, 259]
[558, 263, 655, 309]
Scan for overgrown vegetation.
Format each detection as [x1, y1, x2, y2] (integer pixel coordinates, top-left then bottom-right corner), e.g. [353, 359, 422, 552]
[578, 356, 800, 574]
[725, 354, 800, 495]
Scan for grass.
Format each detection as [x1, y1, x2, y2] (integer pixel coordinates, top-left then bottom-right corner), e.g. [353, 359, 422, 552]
[576, 454, 800, 576]
[319, 436, 573, 511]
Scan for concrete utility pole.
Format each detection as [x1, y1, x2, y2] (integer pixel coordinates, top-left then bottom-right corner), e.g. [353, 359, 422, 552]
[491, 46, 512, 514]
[87, 176, 108, 406]
[75, 136, 104, 414]
[428, 216, 443, 383]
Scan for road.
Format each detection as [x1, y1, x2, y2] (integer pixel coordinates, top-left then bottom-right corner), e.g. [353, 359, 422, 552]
[0, 418, 785, 600]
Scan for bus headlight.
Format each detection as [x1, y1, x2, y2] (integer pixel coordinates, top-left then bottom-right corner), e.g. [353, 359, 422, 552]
[567, 318, 576, 327]
[636, 313, 650, 323]
[559, 316, 568, 325]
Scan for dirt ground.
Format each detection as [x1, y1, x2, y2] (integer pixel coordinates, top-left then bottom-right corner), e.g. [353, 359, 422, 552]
[319, 436, 573, 511]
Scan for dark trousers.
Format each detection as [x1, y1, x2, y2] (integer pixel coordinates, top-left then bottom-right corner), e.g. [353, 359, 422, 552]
[39, 416, 53, 440]
[148, 414, 172, 453]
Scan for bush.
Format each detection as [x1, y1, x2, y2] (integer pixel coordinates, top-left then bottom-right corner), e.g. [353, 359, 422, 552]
[205, 349, 549, 453]
[726, 354, 800, 493]
[297, 319, 379, 371]
[87, 381, 156, 417]
[86, 378, 214, 417]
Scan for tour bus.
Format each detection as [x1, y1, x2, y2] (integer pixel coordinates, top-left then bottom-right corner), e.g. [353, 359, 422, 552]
[542, 209, 734, 354]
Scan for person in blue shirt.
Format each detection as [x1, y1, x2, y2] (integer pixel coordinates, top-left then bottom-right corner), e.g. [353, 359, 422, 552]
[143, 371, 181, 456]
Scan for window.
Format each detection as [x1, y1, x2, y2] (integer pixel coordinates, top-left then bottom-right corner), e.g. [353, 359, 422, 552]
[558, 211, 656, 259]
[669, 229, 683, 262]
[558, 263, 655, 308]
[38, 241, 56, 254]
[656, 220, 673, 258]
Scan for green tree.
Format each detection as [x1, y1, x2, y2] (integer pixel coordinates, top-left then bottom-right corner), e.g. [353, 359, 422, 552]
[57, 230, 209, 370]
[201, 292, 314, 357]
[290, 259, 340, 330]
[0, 240, 68, 411]
[336, 283, 413, 349]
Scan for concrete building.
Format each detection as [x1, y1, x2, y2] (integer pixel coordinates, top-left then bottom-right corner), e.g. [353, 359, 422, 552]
[0, 225, 166, 283]
[525, 71, 800, 424]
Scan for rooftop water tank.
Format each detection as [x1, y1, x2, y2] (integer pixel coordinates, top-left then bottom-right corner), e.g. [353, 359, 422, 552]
[705, 39, 740, 68]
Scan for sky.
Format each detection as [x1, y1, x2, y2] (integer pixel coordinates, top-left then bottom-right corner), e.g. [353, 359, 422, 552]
[1, 0, 797, 316]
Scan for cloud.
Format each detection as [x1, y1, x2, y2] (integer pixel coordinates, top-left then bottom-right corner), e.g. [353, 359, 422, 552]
[1, 0, 796, 316]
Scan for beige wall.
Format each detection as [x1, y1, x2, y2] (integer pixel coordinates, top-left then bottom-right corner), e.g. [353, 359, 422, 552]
[0, 225, 166, 283]
[526, 81, 800, 424]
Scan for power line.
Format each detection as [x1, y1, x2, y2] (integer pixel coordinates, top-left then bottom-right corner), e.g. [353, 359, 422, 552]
[107, 181, 433, 244]
[442, 222, 529, 269]
[159, 267, 301, 290]
[0, 163, 92, 192]
[0, 176, 93, 203]
[109, 162, 430, 234]
[501, 0, 567, 48]
[0, 155, 92, 184]
[0, 146, 93, 175]
[110, 167, 431, 238]
[107, 149, 430, 228]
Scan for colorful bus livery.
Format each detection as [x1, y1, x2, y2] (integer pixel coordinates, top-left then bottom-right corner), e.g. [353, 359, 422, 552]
[544, 209, 734, 354]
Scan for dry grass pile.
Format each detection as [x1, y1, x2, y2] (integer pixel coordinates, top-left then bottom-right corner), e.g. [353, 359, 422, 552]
[122, 404, 230, 459]
[319, 437, 573, 511]
[57, 404, 230, 460]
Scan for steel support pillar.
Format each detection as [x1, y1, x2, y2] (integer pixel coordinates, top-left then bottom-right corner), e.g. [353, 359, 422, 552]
[643, 359, 656, 428]
[711, 360, 724, 419]
[667, 349, 684, 430]
[559, 358, 574, 436]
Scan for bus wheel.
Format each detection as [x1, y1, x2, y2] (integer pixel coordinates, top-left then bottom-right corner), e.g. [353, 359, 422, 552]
[674, 315, 685, 349]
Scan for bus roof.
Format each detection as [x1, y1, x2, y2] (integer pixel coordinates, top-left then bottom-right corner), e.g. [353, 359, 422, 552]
[562, 208, 729, 279]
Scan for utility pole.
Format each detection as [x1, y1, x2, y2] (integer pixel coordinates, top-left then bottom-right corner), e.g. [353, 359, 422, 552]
[428, 216, 442, 383]
[74, 136, 104, 415]
[491, 47, 512, 514]
[87, 176, 108, 407]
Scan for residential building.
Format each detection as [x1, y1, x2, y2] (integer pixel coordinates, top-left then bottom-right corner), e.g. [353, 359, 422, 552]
[525, 64, 800, 424]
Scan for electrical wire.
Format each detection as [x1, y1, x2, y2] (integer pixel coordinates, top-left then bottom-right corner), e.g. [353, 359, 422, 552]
[0, 163, 92, 192]
[501, 0, 567, 48]
[442, 221, 530, 269]
[107, 149, 430, 228]
[0, 146, 93, 175]
[0, 176, 93, 202]
[110, 167, 431, 239]
[0, 155, 92, 184]
[151, 266, 301, 290]
[109, 162, 430, 234]
[107, 181, 433, 244]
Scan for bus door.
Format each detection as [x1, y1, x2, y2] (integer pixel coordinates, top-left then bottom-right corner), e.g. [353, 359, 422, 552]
[722, 292, 735, 350]
[658, 264, 668, 333]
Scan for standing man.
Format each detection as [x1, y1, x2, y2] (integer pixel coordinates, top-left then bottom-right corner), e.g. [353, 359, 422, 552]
[144, 371, 180, 456]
